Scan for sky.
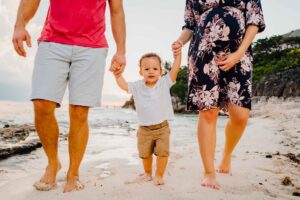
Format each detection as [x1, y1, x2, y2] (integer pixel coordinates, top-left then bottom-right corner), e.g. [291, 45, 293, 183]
[0, 0, 299, 105]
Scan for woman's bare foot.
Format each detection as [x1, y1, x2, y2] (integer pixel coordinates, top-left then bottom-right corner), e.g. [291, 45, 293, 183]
[33, 160, 62, 191]
[201, 173, 220, 190]
[63, 176, 84, 193]
[153, 176, 164, 186]
[124, 173, 152, 184]
[217, 154, 231, 174]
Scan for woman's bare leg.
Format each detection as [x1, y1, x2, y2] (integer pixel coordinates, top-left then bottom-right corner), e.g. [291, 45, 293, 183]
[198, 108, 220, 190]
[218, 104, 250, 173]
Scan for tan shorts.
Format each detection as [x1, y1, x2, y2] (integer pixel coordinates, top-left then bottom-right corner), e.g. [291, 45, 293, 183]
[137, 120, 170, 159]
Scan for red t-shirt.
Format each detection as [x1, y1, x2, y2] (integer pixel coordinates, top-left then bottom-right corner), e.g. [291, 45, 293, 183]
[38, 0, 108, 48]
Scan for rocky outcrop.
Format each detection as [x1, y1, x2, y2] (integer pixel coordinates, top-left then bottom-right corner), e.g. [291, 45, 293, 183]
[283, 29, 300, 38]
[0, 124, 35, 143]
[0, 124, 41, 160]
[0, 124, 67, 160]
[122, 96, 135, 110]
[0, 136, 42, 160]
[253, 67, 300, 98]
[171, 96, 187, 113]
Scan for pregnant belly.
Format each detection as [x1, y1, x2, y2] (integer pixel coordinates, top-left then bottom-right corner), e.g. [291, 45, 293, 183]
[199, 6, 246, 42]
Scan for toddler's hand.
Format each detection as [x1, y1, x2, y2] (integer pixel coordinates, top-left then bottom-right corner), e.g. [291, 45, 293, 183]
[172, 40, 183, 58]
[110, 61, 120, 73]
[110, 53, 126, 77]
[111, 62, 123, 78]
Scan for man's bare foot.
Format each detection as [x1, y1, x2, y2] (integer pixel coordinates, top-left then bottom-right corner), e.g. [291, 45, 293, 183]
[217, 154, 231, 174]
[33, 160, 62, 191]
[63, 176, 84, 193]
[201, 173, 220, 190]
[153, 176, 164, 186]
[124, 173, 152, 184]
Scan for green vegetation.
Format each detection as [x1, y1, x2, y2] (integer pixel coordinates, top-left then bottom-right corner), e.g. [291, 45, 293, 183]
[253, 36, 300, 80]
[164, 62, 188, 105]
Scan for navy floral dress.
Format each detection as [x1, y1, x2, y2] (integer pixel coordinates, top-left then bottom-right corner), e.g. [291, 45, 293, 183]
[183, 0, 265, 111]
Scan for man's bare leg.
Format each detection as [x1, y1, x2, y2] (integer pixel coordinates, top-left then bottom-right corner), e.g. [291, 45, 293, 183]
[218, 104, 250, 173]
[153, 156, 168, 185]
[64, 105, 89, 193]
[33, 100, 61, 190]
[198, 108, 220, 190]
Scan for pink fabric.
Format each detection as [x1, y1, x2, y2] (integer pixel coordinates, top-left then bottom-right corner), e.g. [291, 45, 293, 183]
[38, 0, 108, 48]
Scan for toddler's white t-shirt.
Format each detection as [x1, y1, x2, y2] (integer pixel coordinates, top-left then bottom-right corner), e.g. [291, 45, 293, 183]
[128, 73, 175, 126]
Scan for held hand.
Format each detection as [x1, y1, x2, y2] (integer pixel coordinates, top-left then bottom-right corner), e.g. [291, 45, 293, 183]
[110, 53, 126, 76]
[215, 51, 244, 72]
[111, 61, 122, 78]
[174, 48, 182, 61]
[12, 26, 32, 57]
[171, 40, 183, 57]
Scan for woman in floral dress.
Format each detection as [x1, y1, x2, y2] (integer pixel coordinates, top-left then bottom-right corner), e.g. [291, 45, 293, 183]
[172, 0, 265, 189]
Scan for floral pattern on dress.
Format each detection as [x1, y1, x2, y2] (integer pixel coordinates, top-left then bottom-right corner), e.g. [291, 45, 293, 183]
[198, 14, 231, 59]
[203, 59, 220, 84]
[188, 56, 199, 85]
[189, 85, 219, 110]
[227, 78, 245, 107]
[239, 52, 253, 75]
[183, 0, 265, 111]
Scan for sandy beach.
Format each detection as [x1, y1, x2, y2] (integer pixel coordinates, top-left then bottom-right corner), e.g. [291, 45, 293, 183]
[0, 99, 299, 200]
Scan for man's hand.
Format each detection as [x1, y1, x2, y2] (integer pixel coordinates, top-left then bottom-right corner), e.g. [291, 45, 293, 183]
[12, 25, 32, 57]
[12, 0, 41, 57]
[110, 53, 126, 76]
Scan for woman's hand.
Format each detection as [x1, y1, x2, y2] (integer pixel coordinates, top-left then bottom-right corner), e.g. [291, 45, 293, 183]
[215, 51, 244, 72]
[171, 29, 193, 57]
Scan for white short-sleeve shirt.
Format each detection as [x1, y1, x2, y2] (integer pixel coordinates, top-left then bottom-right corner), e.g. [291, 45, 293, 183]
[128, 73, 175, 126]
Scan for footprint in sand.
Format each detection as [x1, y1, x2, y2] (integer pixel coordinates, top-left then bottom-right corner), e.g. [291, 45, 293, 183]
[256, 167, 284, 174]
[100, 171, 112, 179]
[171, 153, 183, 160]
[272, 160, 286, 167]
[124, 173, 152, 184]
[89, 162, 115, 180]
[223, 185, 277, 198]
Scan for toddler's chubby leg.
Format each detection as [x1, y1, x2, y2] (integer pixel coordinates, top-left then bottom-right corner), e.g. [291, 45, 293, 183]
[153, 125, 170, 186]
[154, 156, 168, 185]
[141, 155, 153, 181]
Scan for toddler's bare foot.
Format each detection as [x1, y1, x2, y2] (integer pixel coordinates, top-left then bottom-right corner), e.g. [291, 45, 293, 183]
[217, 154, 231, 174]
[153, 176, 164, 186]
[201, 173, 220, 190]
[124, 173, 152, 184]
[33, 160, 61, 191]
[63, 176, 84, 193]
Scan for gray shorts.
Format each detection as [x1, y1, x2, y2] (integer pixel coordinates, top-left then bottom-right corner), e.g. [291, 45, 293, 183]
[31, 42, 108, 107]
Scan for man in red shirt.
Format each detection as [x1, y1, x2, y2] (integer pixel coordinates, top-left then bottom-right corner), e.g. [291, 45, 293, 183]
[12, 0, 126, 192]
